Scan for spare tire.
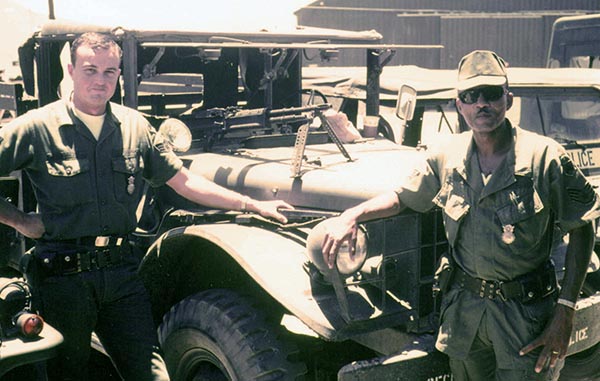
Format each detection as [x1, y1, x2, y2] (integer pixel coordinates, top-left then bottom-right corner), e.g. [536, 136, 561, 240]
[581, 270, 600, 297]
[158, 289, 307, 381]
[560, 343, 600, 380]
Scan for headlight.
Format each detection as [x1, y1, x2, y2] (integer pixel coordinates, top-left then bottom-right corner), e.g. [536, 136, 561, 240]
[158, 118, 192, 153]
[306, 219, 368, 277]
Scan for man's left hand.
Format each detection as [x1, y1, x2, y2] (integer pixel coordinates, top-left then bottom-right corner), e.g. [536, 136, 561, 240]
[519, 304, 574, 373]
[250, 200, 294, 224]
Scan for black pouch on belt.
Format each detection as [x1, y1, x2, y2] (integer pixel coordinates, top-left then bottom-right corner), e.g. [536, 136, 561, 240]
[36, 249, 80, 276]
[516, 261, 557, 304]
[433, 252, 455, 297]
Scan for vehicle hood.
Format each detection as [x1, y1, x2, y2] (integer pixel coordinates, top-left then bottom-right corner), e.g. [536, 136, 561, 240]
[182, 139, 425, 211]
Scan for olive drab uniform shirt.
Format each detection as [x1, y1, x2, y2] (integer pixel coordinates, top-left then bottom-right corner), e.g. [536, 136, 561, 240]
[0, 99, 183, 240]
[396, 122, 600, 368]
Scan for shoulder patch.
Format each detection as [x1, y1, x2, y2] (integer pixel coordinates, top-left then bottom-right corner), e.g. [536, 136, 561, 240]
[560, 154, 576, 177]
[567, 183, 596, 205]
[156, 142, 172, 154]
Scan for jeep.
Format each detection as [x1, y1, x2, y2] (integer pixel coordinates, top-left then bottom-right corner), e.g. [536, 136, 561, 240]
[3, 19, 599, 381]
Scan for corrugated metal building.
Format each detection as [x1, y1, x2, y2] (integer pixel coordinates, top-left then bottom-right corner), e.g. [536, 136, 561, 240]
[295, 1, 600, 68]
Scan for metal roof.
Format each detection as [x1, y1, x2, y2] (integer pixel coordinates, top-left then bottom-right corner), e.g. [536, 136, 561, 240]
[37, 20, 385, 45]
[552, 13, 600, 30]
[303, 65, 600, 101]
[34, 20, 442, 53]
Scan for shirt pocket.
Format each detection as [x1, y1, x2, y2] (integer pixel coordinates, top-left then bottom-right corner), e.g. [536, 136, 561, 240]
[496, 186, 547, 255]
[111, 152, 145, 203]
[434, 181, 470, 246]
[45, 158, 94, 206]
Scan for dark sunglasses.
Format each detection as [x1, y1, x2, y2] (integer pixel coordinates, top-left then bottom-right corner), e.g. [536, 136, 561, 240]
[458, 86, 506, 104]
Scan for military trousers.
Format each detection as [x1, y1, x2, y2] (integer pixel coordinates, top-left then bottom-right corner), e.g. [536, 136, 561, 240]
[26, 244, 170, 381]
[448, 307, 564, 381]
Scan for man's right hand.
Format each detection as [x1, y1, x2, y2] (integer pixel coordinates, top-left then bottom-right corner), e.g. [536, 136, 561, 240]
[321, 191, 403, 269]
[0, 196, 45, 239]
[321, 213, 358, 269]
[16, 212, 45, 239]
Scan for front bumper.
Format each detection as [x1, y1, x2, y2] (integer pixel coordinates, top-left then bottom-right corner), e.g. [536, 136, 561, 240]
[338, 335, 451, 381]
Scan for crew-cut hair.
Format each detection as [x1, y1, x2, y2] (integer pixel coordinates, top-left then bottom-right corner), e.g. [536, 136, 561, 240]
[70, 32, 122, 66]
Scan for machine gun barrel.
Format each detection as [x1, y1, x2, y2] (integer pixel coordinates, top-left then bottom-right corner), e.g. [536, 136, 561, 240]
[225, 103, 331, 129]
[268, 115, 312, 124]
[267, 103, 331, 125]
[267, 103, 331, 117]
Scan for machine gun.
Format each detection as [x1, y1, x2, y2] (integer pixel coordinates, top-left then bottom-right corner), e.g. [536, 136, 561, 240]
[178, 103, 333, 151]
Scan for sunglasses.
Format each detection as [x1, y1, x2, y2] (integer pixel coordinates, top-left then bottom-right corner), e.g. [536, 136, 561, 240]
[458, 86, 506, 104]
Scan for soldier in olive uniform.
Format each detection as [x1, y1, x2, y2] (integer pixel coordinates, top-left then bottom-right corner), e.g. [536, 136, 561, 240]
[0, 32, 292, 381]
[321, 50, 600, 380]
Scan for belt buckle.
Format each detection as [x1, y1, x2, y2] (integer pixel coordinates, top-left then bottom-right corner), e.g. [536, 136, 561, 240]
[95, 236, 110, 247]
[496, 281, 507, 301]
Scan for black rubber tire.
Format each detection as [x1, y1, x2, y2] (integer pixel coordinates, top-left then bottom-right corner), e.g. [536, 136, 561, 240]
[559, 267, 600, 379]
[560, 343, 600, 380]
[378, 116, 395, 142]
[301, 89, 328, 106]
[581, 270, 600, 297]
[158, 289, 307, 381]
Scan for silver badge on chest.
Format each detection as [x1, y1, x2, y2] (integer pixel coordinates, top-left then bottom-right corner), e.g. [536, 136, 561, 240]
[502, 224, 515, 245]
[127, 176, 135, 195]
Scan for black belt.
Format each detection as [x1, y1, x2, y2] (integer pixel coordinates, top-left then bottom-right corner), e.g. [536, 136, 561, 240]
[35, 235, 129, 276]
[51, 235, 128, 247]
[453, 263, 557, 303]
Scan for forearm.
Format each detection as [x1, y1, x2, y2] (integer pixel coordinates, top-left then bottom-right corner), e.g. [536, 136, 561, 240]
[560, 222, 595, 302]
[341, 191, 404, 223]
[0, 196, 26, 231]
[167, 168, 252, 212]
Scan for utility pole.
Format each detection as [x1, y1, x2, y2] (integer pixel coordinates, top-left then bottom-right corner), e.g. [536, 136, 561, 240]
[48, 0, 55, 19]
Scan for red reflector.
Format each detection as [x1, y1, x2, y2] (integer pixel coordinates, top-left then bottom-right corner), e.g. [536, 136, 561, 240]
[16, 313, 44, 338]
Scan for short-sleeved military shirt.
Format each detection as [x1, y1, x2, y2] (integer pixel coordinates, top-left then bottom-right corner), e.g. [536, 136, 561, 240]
[396, 122, 600, 364]
[0, 100, 183, 240]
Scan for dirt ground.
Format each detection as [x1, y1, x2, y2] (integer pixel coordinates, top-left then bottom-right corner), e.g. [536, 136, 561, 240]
[1, 348, 122, 380]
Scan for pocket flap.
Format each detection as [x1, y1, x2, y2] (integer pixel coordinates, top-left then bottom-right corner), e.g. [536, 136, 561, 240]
[46, 158, 89, 177]
[112, 155, 143, 175]
[497, 189, 544, 226]
[445, 194, 470, 221]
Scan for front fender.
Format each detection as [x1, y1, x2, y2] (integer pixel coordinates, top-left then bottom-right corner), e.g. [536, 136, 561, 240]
[139, 222, 348, 340]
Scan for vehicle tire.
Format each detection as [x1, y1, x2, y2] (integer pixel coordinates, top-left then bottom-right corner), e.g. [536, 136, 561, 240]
[158, 289, 307, 381]
[301, 88, 328, 106]
[581, 270, 600, 297]
[560, 343, 600, 380]
[378, 116, 395, 142]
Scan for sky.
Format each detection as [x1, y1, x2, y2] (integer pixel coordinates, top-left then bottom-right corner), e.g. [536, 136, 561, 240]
[1, 0, 314, 79]
[16, 0, 313, 30]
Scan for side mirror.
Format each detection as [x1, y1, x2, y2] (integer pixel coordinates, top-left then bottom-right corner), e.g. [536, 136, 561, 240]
[395, 85, 417, 122]
[158, 118, 192, 153]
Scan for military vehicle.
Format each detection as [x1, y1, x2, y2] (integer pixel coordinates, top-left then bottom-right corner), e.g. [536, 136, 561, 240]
[0, 272, 62, 378]
[2, 18, 599, 381]
[547, 13, 600, 69]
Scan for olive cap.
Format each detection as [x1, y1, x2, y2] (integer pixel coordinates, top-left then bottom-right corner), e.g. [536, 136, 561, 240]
[457, 50, 508, 91]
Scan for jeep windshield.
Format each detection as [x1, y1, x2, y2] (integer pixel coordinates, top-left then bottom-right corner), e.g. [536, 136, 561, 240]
[419, 82, 600, 175]
[304, 66, 600, 176]
[507, 92, 600, 143]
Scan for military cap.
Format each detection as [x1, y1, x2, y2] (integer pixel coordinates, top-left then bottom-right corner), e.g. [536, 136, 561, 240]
[457, 50, 508, 91]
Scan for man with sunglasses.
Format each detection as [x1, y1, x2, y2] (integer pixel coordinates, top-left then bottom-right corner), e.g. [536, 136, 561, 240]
[321, 50, 600, 380]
